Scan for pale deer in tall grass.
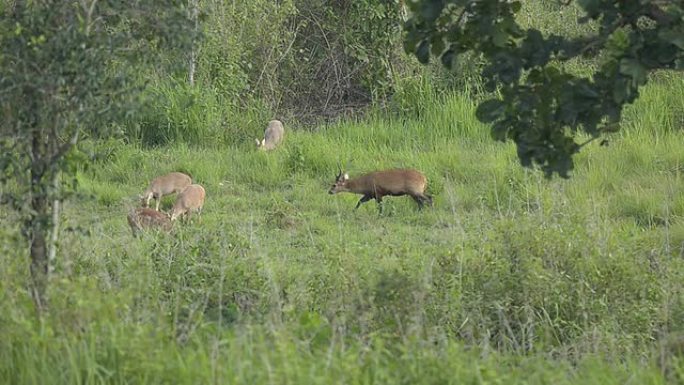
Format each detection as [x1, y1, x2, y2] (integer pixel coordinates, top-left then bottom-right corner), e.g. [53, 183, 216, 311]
[255, 120, 284, 151]
[170, 184, 206, 222]
[140, 172, 192, 211]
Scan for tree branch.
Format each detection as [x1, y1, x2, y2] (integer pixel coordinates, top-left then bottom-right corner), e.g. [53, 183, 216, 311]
[49, 128, 80, 166]
[560, 16, 624, 60]
[578, 136, 600, 149]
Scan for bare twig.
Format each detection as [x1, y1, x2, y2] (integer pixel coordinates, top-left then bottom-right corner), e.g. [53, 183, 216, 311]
[578, 136, 600, 149]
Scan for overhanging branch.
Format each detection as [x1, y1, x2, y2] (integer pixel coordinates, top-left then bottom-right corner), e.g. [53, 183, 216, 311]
[48, 128, 80, 166]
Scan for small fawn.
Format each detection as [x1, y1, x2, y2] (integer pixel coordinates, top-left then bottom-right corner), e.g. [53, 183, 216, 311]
[127, 207, 173, 237]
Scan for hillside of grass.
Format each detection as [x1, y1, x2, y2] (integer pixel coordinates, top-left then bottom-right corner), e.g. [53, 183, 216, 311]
[1, 71, 684, 383]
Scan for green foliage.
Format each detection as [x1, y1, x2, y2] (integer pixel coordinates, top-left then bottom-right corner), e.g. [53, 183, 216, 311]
[404, 0, 684, 177]
[178, 0, 430, 127]
[277, 0, 407, 110]
[198, 0, 295, 105]
[1, 77, 684, 382]
[116, 0, 482, 148]
[0, 0, 193, 305]
[125, 81, 221, 147]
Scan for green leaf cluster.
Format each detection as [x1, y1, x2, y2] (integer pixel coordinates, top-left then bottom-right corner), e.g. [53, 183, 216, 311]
[405, 0, 684, 177]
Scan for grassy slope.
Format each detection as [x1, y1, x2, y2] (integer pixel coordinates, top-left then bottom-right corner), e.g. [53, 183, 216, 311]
[2, 74, 684, 383]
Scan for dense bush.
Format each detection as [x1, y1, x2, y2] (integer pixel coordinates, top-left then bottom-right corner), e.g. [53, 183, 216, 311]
[125, 0, 480, 146]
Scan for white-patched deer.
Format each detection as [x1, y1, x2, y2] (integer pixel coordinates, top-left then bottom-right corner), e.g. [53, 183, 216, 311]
[127, 207, 173, 237]
[170, 184, 206, 222]
[328, 168, 432, 212]
[140, 172, 192, 211]
[255, 119, 284, 151]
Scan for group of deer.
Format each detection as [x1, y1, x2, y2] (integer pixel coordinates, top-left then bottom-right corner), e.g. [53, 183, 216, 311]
[126, 120, 284, 237]
[127, 118, 433, 236]
[127, 172, 206, 237]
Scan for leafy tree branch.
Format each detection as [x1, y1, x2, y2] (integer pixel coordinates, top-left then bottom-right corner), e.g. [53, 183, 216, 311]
[404, 0, 684, 177]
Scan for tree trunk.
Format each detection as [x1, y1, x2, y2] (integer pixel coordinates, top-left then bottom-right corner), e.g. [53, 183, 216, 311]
[48, 172, 60, 276]
[188, 0, 199, 85]
[29, 130, 49, 312]
[189, 49, 196, 86]
[29, 211, 48, 312]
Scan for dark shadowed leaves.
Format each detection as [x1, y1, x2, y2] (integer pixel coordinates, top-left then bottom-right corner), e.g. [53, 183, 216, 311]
[416, 40, 431, 64]
[420, 0, 445, 22]
[659, 27, 684, 50]
[619, 59, 647, 87]
[440, 48, 456, 69]
[476, 99, 505, 123]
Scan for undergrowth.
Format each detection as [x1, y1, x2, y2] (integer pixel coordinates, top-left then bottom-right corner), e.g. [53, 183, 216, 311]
[2, 72, 684, 384]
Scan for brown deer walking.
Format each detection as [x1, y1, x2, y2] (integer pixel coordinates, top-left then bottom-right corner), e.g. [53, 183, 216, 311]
[328, 168, 432, 212]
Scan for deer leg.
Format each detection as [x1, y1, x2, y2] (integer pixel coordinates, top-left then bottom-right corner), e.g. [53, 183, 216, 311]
[355, 195, 372, 209]
[425, 194, 433, 207]
[412, 195, 425, 210]
[376, 195, 384, 214]
[155, 197, 161, 211]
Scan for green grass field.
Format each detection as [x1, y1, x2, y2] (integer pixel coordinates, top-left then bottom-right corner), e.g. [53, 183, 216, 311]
[2, 73, 684, 384]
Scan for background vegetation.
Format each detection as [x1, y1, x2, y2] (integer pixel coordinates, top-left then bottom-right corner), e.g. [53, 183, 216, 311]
[2, 1, 684, 384]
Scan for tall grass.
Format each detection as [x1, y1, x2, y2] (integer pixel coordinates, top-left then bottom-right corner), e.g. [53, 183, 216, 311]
[123, 80, 275, 148]
[2, 68, 684, 383]
[3, 1, 684, 379]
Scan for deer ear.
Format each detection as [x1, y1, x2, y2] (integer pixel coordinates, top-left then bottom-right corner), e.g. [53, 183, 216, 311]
[343, 173, 349, 180]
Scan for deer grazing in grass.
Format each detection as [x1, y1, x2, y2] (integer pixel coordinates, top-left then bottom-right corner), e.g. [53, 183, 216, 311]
[255, 119, 284, 151]
[328, 168, 432, 212]
[170, 184, 206, 222]
[140, 172, 192, 211]
[127, 207, 173, 237]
